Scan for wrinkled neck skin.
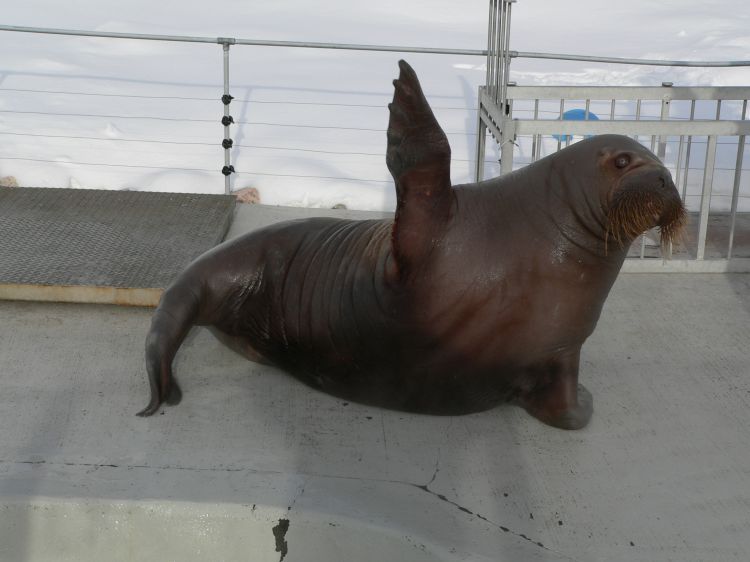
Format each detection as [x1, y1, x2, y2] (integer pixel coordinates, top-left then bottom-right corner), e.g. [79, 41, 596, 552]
[462, 157, 630, 273]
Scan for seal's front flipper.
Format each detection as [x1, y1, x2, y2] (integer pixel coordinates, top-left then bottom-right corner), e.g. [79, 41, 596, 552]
[136, 283, 199, 416]
[386, 60, 451, 183]
[386, 60, 453, 274]
[516, 352, 593, 430]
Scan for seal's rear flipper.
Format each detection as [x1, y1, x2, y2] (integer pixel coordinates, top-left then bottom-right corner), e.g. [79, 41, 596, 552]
[387, 60, 453, 275]
[136, 283, 199, 416]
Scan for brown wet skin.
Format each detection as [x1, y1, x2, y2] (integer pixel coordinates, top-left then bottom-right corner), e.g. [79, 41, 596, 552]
[138, 60, 685, 429]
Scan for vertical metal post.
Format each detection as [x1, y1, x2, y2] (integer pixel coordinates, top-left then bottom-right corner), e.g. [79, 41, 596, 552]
[681, 101, 696, 202]
[728, 99, 748, 259]
[478, 0, 496, 182]
[634, 99, 642, 144]
[221, 41, 233, 195]
[493, 2, 504, 103]
[500, 119, 516, 175]
[531, 99, 540, 162]
[675, 133, 685, 193]
[674, 103, 686, 200]
[696, 135, 718, 260]
[557, 99, 565, 152]
[658, 82, 672, 160]
[486, 0, 497, 100]
[497, 0, 515, 177]
[499, 0, 515, 114]
[475, 91, 487, 182]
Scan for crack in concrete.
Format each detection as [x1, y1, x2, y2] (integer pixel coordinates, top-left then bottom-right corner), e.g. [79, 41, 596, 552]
[425, 446, 441, 488]
[380, 413, 389, 461]
[412, 481, 577, 561]
[287, 480, 307, 512]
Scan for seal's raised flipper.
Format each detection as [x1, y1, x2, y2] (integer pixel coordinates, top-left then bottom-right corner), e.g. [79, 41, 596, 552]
[386, 60, 453, 274]
[136, 282, 200, 416]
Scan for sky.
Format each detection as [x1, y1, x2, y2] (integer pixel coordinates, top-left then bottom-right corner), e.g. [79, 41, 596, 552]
[0, 0, 748, 210]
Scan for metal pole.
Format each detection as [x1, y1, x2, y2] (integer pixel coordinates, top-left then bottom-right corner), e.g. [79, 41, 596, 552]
[222, 42, 233, 195]
[510, 49, 750, 68]
[5, 24, 750, 66]
[478, 0, 496, 182]
[487, 0, 497, 100]
[681, 101, 696, 202]
[499, 117, 516, 175]
[674, 98, 686, 201]
[500, 0, 515, 114]
[696, 135, 718, 260]
[658, 82, 672, 159]
[475, 90, 487, 182]
[531, 99, 540, 162]
[634, 99, 642, 143]
[0, 25, 486, 57]
[728, 99, 747, 259]
[493, 1, 503, 103]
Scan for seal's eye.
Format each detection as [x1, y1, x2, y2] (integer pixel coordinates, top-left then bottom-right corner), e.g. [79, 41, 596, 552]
[614, 154, 631, 169]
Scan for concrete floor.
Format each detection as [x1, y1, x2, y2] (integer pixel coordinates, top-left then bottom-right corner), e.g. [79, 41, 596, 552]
[0, 205, 749, 561]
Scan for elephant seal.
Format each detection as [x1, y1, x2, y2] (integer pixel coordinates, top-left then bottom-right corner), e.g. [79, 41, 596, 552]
[138, 60, 685, 429]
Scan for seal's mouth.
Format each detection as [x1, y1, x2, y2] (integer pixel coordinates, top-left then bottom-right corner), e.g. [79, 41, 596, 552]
[605, 167, 687, 254]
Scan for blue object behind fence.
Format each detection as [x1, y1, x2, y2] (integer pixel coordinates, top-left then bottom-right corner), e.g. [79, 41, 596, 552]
[553, 109, 599, 142]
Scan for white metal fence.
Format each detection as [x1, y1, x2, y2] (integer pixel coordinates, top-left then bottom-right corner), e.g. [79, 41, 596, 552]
[477, 0, 750, 272]
[0, 24, 488, 197]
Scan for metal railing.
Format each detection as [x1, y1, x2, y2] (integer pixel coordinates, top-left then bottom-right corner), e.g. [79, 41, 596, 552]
[476, 0, 750, 272]
[0, 24, 489, 196]
[3, 21, 750, 197]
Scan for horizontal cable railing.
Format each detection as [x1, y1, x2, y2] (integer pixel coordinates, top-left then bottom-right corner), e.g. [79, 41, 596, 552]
[3, 24, 750, 65]
[2, 23, 750, 207]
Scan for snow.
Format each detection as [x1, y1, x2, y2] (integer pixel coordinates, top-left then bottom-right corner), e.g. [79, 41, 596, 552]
[0, 0, 749, 210]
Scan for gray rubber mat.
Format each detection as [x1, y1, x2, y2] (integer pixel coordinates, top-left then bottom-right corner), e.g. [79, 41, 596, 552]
[0, 187, 235, 288]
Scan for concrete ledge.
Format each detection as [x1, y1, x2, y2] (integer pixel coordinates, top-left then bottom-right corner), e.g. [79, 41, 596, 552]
[0, 187, 235, 306]
[0, 284, 162, 307]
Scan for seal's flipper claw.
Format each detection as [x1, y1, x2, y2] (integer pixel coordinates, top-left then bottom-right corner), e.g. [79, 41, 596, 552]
[136, 399, 161, 417]
[518, 383, 594, 430]
[386, 60, 453, 275]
